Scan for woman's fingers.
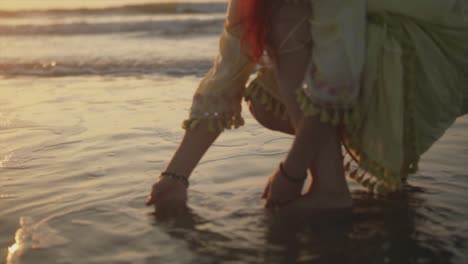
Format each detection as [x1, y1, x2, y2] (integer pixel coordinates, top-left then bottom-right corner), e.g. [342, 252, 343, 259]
[263, 168, 305, 209]
[261, 178, 271, 199]
[145, 181, 165, 206]
[145, 195, 154, 206]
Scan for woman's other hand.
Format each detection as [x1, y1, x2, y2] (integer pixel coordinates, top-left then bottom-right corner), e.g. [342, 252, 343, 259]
[262, 165, 305, 208]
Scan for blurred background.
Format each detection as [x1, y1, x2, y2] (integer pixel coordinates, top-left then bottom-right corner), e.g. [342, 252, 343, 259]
[0, 0, 227, 77]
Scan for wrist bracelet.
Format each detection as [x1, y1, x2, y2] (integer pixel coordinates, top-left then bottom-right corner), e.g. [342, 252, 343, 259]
[160, 172, 189, 188]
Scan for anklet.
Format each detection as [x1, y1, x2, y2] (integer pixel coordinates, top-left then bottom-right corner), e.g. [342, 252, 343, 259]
[160, 172, 189, 188]
[279, 163, 306, 184]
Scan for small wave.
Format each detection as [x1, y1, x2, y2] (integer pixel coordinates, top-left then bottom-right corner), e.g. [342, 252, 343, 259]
[0, 17, 223, 36]
[0, 59, 212, 77]
[0, 2, 227, 18]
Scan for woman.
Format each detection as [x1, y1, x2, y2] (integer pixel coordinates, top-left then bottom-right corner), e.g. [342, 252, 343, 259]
[146, 0, 468, 210]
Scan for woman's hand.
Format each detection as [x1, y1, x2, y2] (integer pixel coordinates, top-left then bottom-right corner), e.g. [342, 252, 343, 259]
[144, 121, 220, 212]
[145, 177, 188, 211]
[262, 165, 306, 208]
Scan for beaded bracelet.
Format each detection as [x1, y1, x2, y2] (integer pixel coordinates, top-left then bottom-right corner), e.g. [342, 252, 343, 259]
[279, 163, 307, 184]
[160, 172, 189, 188]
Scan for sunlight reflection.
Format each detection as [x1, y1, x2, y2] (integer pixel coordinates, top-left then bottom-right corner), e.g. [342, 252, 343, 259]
[0, 0, 217, 11]
[0, 194, 17, 199]
[6, 217, 28, 264]
[7, 243, 19, 255]
[0, 153, 13, 168]
[0, 113, 12, 127]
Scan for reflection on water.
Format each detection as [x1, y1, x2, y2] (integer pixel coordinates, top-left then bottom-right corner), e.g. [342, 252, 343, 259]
[152, 186, 461, 264]
[7, 233, 21, 264]
[4, 186, 463, 263]
[7, 217, 31, 264]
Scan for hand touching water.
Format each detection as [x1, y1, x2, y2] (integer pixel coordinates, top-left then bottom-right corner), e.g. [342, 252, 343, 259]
[262, 165, 306, 208]
[145, 176, 188, 212]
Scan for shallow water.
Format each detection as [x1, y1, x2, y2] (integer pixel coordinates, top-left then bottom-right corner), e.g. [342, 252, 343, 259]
[1, 76, 467, 264]
[1, 1, 468, 263]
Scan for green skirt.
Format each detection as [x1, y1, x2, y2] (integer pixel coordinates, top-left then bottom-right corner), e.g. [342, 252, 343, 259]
[245, 8, 468, 193]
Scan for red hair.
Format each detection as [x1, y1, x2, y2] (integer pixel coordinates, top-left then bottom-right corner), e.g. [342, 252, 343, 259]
[238, 0, 269, 62]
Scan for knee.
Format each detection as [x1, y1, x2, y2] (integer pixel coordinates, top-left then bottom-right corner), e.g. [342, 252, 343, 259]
[247, 97, 272, 128]
[247, 96, 295, 134]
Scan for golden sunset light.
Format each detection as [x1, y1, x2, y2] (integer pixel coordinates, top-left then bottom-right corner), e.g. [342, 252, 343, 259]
[0, 0, 467, 263]
[0, 0, 225, 11]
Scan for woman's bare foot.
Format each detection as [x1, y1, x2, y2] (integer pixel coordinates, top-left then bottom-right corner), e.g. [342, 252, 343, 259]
[263, 164, 307, 208]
